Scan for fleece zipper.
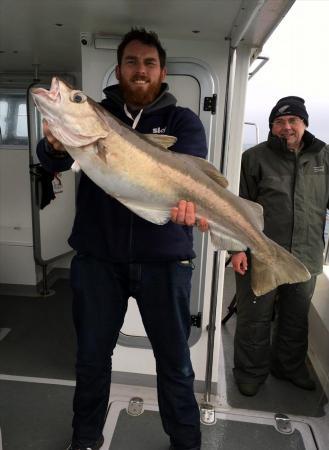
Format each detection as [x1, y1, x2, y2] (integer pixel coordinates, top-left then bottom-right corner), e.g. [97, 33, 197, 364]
[124, 104, 144, 262]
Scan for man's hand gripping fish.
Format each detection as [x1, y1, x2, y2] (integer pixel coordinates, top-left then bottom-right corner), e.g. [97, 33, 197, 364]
[31, 78, 311, 296]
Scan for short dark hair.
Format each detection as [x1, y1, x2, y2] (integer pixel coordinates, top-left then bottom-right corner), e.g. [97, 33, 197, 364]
[117, 27, 166, 68]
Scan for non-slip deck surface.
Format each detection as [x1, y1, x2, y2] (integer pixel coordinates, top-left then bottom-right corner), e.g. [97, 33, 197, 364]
[0, 379, 74, 450]
[110, 409, 306, 450]
[0, 279, 76, 380]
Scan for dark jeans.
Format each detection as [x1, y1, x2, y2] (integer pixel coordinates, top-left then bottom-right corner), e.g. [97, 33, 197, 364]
[233, 262, 316, 384]
[70, 254, 201, 449]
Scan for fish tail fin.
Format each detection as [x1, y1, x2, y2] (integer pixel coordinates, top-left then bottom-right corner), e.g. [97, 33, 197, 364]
[251, 239, 311, 296]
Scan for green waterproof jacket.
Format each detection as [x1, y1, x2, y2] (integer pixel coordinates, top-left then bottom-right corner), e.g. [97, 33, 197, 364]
[240, 130, 329, 275]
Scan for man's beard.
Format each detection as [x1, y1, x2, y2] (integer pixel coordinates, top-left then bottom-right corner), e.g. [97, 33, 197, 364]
[120, 76, 162, 108]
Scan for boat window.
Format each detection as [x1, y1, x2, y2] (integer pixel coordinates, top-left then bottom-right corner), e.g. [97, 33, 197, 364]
[17, 103, 28, 138]
[0, 100, 9, 139]
[0, 92, 28, 146]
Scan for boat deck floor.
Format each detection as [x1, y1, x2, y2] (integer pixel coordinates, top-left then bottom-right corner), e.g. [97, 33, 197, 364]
[0, 276, 327, 449]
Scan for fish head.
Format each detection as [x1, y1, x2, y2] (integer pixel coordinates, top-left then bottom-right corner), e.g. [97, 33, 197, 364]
[31, 77, 109, 147]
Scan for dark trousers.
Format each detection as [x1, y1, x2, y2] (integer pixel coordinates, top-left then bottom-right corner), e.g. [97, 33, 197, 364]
[233, 263, 316, 384]
[70, 254, 201, 449]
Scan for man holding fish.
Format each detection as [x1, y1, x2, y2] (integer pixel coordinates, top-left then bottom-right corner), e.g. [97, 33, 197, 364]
[33, 28, 312, 449]
[37, 28, 207, 450]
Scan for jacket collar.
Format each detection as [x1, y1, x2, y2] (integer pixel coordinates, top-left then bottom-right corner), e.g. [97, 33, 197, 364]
[267, 130, 325, 156]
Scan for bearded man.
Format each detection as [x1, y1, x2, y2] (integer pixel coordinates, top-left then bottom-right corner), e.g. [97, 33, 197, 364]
[37, 28, 207, 450]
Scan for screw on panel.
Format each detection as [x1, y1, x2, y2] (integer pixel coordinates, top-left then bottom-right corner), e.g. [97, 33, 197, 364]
[127, 397, 144, 416]
[200, 402, 216, 425]
[275, 413, 293, 434]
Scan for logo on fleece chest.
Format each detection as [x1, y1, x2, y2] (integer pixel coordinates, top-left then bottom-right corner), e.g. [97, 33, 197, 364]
[152, 127, 167, 134]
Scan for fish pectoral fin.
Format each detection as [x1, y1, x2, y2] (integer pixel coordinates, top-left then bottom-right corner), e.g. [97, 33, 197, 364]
[119, 199, 171, 225]
[143, 134, 177, 150]
[96, 140, 108, 164]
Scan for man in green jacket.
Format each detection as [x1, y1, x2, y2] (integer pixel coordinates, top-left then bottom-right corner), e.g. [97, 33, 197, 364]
[231, 96, 329, 396]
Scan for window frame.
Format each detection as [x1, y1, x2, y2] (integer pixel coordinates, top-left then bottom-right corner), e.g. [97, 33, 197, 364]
[0, 89, 29, 148]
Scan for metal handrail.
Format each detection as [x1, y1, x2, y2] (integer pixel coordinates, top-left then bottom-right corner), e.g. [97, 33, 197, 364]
[244, 121, 260, 144]
[248, 56, 269, 80]
[203, 43, 236, 407]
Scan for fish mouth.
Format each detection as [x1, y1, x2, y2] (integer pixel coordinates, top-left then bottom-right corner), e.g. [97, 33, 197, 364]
[31, 77, 61, 105]
[31, 77, 62, 123]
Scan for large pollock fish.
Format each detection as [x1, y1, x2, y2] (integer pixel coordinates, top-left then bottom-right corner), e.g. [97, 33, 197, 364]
[31, 77, 311, 296]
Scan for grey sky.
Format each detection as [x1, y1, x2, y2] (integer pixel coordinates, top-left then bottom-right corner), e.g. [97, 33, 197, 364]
[244, 0, 329, 147]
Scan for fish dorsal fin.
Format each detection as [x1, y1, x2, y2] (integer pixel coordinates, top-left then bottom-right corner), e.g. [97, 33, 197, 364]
[191, 157, 229, 188]
[118, 199, 171, 225]
[143, 134, 177, 150]
[241, 198, 264, 231]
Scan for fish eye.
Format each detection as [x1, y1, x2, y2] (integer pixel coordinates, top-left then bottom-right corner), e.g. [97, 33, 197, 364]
[71, 91, 87, 103]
